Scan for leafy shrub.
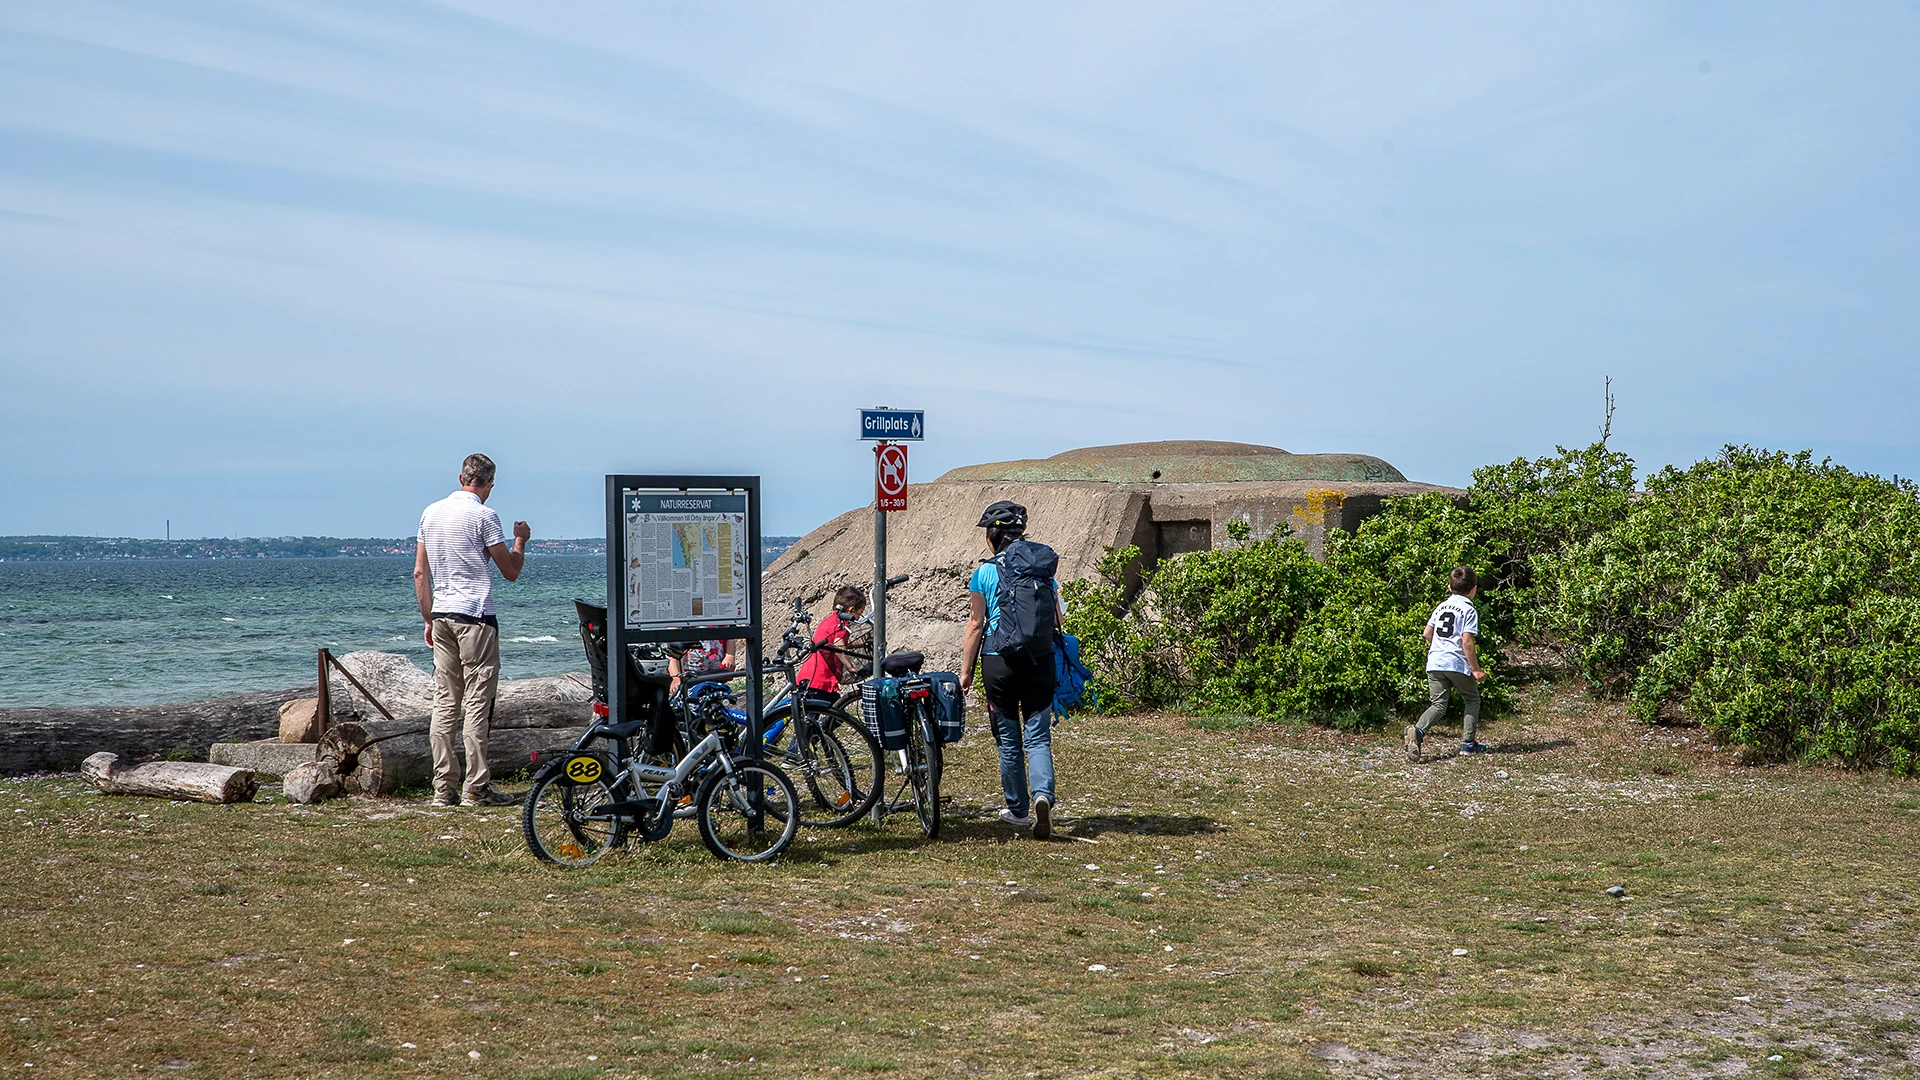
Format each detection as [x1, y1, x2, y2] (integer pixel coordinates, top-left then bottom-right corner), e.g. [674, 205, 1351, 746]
[1551, 447, 1920, 769]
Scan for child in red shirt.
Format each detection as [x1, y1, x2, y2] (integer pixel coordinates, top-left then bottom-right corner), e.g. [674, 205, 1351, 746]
[795, 585, 868, 697]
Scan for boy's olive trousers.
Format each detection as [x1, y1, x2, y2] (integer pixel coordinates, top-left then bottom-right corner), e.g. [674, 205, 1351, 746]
[1415, 670, 1480, 743]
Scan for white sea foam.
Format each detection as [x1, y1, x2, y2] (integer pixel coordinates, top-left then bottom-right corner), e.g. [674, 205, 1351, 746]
[161, 594, 173, 600]
[222, 616, 237, 622]
[507, 635, 560, 644]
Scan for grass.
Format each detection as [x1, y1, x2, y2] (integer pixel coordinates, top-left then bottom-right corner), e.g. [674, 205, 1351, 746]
[3, 680, 1920, 1078]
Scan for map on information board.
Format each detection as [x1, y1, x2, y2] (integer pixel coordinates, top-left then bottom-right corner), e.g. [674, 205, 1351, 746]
[621, 490, 750, 630]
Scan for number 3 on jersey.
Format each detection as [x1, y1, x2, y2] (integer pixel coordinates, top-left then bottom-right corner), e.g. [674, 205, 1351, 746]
[1435, 611, 1457, 638]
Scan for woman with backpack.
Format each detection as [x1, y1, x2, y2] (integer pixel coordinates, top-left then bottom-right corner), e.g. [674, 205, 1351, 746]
[958, 500, 1063, 840]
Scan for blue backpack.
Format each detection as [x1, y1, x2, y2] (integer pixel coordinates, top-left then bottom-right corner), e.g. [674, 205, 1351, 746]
[1052, 632, 1097, 720]
[984, 539, 1061, 665]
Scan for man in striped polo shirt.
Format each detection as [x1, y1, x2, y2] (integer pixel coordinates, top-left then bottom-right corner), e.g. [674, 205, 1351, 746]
[413, 453, 531, 807]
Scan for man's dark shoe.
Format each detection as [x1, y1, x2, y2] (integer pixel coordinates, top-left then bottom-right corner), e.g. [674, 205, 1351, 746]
[1459, 741, 1488, 756]
[462, 785, 517, 807]
[1032, 795, 1053, 841]
[431, 792, 460, 808]
[1404, 725, 1424, 763]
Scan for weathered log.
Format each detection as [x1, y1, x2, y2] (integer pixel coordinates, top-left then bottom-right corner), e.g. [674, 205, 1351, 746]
[281, 761, 343, 805]
[0, 686, 313, 776]
[81, 752, 258, 804]
[318, 717, 589, 796]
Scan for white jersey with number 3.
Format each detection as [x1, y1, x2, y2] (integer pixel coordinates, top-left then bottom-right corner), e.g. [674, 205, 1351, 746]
[1425, 594, 1480, 674]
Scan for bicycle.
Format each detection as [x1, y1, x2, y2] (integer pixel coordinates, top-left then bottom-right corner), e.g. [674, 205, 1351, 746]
[864, 649, 945, 839]
[755, 598, 885, 828]
[524, 616, 799, 866]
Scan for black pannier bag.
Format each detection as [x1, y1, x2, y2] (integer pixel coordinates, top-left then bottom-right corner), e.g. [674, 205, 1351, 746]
[927, 671, 965, 744]
[860, 677, 910, 751]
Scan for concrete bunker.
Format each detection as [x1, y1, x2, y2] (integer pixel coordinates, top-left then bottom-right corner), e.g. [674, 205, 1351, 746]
[761, 441, 1462, 672]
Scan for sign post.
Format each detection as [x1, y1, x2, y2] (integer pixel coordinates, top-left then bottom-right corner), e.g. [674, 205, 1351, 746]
[859, 409, 923, 670]
[604, 476, 764, 818]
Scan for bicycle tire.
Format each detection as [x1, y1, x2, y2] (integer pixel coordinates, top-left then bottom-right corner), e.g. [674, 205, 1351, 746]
[696, 761, 801, 863]
[907, 702, 941, 839]
[767, 705, 883, 828]
[522, 762, 627, 867]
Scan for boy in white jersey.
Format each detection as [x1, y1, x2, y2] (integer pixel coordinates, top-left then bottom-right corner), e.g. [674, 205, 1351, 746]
[1404, 565, 1487, 762]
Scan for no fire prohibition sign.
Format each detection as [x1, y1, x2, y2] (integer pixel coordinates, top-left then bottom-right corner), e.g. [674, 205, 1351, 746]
[875, 442, 908, 511]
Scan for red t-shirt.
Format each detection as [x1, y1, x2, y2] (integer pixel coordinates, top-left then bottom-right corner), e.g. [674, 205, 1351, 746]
[795, 610, 852, 694]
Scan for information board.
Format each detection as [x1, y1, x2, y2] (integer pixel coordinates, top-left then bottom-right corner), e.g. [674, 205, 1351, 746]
[618, 488, 751, 631]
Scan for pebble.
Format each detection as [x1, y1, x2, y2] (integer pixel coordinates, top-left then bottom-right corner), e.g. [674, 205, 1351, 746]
[1087, 964, 1108, 972]
[1606, 885, 1626, 898]
[468, 1051, 481, 1061]
[1451, 948, 1469, 957]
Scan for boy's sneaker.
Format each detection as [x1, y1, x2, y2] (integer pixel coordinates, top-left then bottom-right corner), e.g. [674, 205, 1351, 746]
[997, 808, 1031, 828]
[462, 785, 517, 807]
[1403, 725, 1424, 763]
[1032, 795, 1053, 841]
[1459, 741, 1488, 756]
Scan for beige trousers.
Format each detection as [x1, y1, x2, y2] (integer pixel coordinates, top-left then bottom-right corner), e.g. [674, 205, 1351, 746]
[431, 617, 500, 797]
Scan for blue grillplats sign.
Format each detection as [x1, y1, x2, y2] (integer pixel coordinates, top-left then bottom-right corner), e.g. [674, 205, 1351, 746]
[859, 409, 924, 441]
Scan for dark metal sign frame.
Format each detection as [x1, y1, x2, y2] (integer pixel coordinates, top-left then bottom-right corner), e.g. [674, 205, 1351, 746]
[604, 475, 763, 760]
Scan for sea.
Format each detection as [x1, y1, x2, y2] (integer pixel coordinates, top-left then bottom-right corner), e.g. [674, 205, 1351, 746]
[0, 556, 614, 708]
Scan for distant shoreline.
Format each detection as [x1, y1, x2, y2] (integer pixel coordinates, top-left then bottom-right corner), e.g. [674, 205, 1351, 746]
[0, 536, 801, 563]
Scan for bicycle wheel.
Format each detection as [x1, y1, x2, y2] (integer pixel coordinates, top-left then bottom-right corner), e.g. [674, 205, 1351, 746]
[696, 761, 800, 863]
[907, 704, 942, 839]
[768, 707, 883, 828]
[522, 762, 626, 867]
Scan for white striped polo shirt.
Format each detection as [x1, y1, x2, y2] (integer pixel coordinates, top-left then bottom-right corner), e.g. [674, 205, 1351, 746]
[418, 490, 505, 618]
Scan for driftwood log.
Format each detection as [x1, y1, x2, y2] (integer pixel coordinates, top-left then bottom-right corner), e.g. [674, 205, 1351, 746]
[81, 752, 258, 804]
[318, 717, 588, 796]
[0, 686, 311, 776]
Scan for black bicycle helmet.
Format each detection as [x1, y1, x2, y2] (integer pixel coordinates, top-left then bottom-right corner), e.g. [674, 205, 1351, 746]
[976, 500, 1027, 529]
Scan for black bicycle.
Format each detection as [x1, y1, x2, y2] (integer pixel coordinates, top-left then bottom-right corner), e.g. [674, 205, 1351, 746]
[865, 649, 944, 839]
[757, 598, 885, 828]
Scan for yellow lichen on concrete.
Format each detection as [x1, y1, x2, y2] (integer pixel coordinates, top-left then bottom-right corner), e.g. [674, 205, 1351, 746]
[1292, 488, 1347, 531]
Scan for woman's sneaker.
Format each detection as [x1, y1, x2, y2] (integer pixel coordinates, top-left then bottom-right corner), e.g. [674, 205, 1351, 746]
[1403, 725, 1424, 763]
[1032, 795, 1053, 840]
[997, 808, 1030, 828]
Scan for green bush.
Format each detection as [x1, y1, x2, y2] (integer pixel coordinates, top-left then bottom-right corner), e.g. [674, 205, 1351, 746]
[1551, 447, 1920, 769]
[1064, 443, 1625, 728]
[1066, 439, 1920, 769]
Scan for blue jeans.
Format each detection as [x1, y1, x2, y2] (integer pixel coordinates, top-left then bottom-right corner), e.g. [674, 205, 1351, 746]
[990, 705, 1054, 819]
[983, 654, 1056, 818]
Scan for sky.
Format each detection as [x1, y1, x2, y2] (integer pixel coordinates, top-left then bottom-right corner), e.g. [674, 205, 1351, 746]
[3, 1, 1917, 539]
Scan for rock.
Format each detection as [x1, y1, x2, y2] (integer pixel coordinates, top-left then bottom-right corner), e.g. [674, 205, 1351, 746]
[327, 652, 437, 718]
[278, 698, 321, 743]
[1450, 948, 1469, 956]
[1606, 885, 1626, 898]
[281, 761, 343, 804]
[326, 651, 593, 721]
[209, 739, 318, 778]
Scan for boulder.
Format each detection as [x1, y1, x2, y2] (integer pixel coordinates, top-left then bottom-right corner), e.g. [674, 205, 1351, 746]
[278, 698, 321, 743]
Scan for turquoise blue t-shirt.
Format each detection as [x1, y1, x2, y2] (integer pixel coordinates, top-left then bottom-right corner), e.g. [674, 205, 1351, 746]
[968, 560, 1060, 655]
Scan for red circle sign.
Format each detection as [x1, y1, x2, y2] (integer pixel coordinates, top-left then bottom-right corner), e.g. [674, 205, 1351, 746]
[876, 443, 908, 509]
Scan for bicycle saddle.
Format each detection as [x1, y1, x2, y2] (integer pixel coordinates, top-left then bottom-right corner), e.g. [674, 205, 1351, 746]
[881, 650, 924, 676]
